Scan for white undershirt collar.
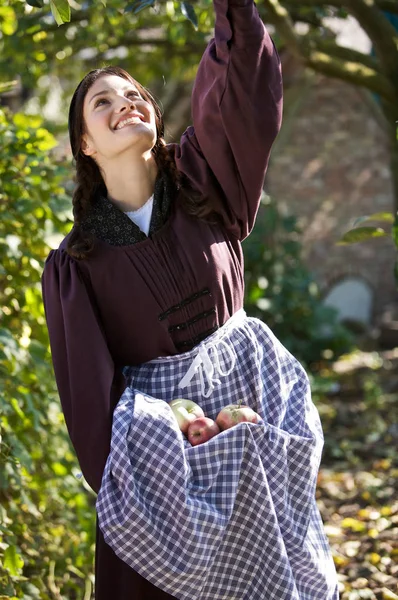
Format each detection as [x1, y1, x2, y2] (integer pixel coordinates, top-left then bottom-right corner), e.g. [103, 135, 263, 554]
[124, 194, 154, 236]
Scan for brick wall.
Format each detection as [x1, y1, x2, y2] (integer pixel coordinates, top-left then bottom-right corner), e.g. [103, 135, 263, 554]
[267, 61, 396, 321]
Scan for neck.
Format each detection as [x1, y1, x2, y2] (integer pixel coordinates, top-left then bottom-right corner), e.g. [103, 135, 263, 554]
[102, 151, 158, 212]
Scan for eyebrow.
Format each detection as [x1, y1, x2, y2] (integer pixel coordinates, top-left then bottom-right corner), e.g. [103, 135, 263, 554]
[89, 87, 139, 104]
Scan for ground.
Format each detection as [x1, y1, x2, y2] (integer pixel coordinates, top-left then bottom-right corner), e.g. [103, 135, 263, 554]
[315, 349, 398, 599]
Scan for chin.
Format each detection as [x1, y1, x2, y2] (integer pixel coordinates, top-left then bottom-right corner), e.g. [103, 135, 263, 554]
[116, 129, 157, 155]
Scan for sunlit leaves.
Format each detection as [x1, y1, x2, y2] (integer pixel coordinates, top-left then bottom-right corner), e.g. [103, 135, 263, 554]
[3, 546, 24, 577]
[23, 0, 201, 30]
[338, 227, 388, 245]
[0, 6, 17, 36]
[0, 107, 95, 598]
[0, 80, 18, 93]
[338, 212, 395, 246]
[0, 0, 211, 109]
[352, 212, 395, 227]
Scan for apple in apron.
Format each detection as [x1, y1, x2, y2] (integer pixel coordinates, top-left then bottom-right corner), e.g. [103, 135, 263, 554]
[187, 417, 221, 446]
[216, 403, 261, 431]
[169, 398, 205, 434]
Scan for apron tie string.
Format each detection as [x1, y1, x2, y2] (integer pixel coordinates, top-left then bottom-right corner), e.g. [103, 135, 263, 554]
[178, 339, 236, 398]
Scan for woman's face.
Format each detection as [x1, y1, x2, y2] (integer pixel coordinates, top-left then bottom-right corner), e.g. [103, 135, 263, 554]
[81, 74, 157, 164]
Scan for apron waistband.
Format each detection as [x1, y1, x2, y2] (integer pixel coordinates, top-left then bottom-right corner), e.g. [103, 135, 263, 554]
[126, 309, 247, 398]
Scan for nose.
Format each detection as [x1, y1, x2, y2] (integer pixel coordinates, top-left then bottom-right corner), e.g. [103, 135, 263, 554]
[115, 95, 135, 113]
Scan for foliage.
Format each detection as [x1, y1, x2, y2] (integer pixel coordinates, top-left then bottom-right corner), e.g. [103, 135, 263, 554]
[243, 195, 353, 367]
[338, 219, 392, 246]
[0, 0, 213, 111]
[0, 108, 96, 598]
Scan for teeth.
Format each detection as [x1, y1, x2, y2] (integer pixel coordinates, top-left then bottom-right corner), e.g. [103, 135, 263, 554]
[116, 116, 141, 130]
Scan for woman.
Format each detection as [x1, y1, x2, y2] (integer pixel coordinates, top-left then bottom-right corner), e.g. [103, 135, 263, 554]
[42, 0, 339, 597]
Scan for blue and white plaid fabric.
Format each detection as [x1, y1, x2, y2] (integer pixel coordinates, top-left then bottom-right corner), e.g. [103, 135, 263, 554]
[97, 310, 338, 599]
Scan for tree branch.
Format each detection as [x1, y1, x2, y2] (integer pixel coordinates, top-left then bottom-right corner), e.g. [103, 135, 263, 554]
[285, 0, 398, 14]
[345, 0, 398, 93]
[17, 7, 91, 32]
[84, 37, 204, 63]
[314, 37, 379, 72]
[263, 0, 303, 57]
[263, 0, 396, 101]
[306, 49, 395, 101]
[373, 0, 398, 13]
[283, 9, 323, 28]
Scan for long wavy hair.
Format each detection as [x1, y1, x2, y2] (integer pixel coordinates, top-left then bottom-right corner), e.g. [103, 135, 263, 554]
[66, 66, 211, 259]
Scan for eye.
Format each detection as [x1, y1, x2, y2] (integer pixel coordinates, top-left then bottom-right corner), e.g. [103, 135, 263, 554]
[126, 90, 140, 100]
[94, 97, 109, 108]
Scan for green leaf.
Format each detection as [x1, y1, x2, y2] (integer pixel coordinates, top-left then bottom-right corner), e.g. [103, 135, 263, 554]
[125, 0, 154, 13]
[3, 545, 24, 576]
[26, 0, 44, 7]
[0, 328, 18, 357]
[52, 461, 68, 476]
[10, 398, 25, 421]
[180, 2, 198, 29]
[135, 0, 154, 13]
[353, 212, 395, 227]
[337, 227, 388, 245]
[49, 0, 71, 25]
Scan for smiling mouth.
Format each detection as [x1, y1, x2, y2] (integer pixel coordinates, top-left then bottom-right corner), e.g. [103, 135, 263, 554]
[115, 115, 145, 130]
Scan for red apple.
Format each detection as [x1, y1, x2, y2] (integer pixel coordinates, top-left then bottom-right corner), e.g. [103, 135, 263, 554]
[187, 417, 221, 446]
[169, 398, 205, 434]
[216, 402, 261, 431]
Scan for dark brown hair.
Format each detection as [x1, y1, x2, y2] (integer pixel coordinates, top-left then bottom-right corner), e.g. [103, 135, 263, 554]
[66, 66, 212, 259]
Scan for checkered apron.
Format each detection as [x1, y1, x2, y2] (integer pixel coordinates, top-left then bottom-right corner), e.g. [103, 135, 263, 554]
[96, 310, 338, 600]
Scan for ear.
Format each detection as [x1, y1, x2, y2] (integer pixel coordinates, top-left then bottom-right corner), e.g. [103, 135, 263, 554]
[81, 134, 95, 157]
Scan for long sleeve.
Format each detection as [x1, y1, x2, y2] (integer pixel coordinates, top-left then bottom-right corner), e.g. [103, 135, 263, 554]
[41, 249, 126, 493]
[173, 0, 283, 240]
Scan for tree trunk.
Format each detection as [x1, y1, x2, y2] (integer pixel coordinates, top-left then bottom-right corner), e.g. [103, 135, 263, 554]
[382, 99, 398, 214]
[391, 135, 398, 216]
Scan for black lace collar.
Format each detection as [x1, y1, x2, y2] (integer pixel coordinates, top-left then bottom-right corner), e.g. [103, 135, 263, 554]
[80, 172, 175, 246]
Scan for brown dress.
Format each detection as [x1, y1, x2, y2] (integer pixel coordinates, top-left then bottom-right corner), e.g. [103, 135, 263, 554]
[41, 0, 283, 596]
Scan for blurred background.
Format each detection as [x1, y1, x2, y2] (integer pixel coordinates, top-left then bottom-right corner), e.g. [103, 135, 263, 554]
[0, 0, 397, 598]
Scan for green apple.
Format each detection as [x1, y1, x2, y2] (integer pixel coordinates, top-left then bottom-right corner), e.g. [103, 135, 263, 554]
[169, 398, 205, 434]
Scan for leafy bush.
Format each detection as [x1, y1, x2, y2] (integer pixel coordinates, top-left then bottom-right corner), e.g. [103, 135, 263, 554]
[0, 108, 95, 599]
[243, 195, 353, 367]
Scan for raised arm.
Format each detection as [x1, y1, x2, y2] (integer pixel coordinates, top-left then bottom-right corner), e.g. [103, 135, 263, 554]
[42, 249, 126, 493]
[174, 0, 283, 240]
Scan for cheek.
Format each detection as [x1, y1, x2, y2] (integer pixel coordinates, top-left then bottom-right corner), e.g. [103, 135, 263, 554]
[145, 104, 156, 126]
[151, 112, 159, 135]
[88, 112, 110, 139]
